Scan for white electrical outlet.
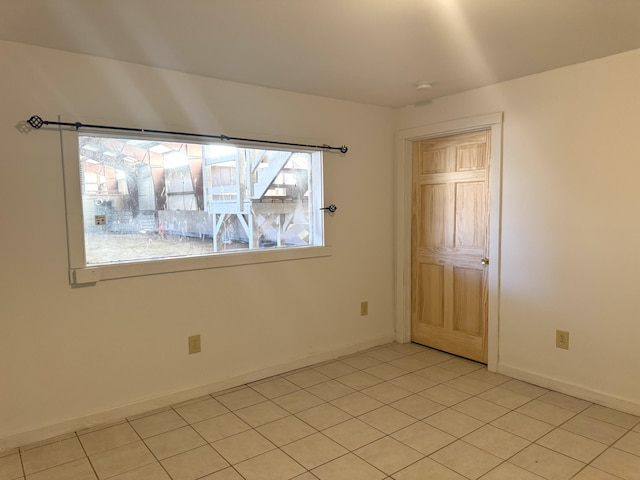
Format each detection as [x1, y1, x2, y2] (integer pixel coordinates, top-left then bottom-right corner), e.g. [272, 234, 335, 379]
[188, 335, 201, 354]
[556, 330, 569, 350]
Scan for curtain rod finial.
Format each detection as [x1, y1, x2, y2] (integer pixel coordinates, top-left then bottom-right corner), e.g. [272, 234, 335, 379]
[28, 115, 44, 129]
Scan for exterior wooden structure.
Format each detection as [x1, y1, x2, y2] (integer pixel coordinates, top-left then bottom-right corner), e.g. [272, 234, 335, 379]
[203, 148, 310, 251]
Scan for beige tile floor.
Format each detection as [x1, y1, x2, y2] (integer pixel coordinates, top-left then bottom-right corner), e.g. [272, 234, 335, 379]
[2, 342, 640, 480]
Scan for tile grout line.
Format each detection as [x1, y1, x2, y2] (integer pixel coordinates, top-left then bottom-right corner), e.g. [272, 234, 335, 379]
[17, 445, 25, 480]
[73, 430, 95, 479]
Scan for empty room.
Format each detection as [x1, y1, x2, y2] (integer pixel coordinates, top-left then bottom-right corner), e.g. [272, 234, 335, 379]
[1, 1, 640, 479]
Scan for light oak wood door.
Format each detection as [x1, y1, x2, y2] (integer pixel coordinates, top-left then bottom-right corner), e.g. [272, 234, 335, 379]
[411, 130, 490, 363]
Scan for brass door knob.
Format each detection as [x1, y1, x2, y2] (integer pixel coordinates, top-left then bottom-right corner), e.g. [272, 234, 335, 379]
[481, 257, 490, 265]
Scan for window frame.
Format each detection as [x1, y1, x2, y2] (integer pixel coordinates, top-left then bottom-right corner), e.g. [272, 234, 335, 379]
[61, 129, 331, 285]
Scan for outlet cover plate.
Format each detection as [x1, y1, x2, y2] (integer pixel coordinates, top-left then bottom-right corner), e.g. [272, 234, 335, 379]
[188, 335, 201, 354]
[556, 330, 569, 350]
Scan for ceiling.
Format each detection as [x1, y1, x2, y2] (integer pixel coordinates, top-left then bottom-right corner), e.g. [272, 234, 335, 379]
[1, 0, 639, 108]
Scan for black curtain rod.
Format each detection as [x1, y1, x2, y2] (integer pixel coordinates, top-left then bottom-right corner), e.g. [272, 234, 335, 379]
[25, 115, 348, 154]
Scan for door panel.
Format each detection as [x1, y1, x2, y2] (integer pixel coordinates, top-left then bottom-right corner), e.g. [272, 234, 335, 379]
[411, 130, 490, 363]
[421, 147, 449, 174]
[418, 264, 445, 328]
[419, 184, 450, 248]
[455, 182, 487, 249]
[453, 267, 484, 336]
[456, 143, 486, 171]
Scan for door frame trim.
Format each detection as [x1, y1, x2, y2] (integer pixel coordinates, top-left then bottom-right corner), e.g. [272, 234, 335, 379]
[394, 112, 503, 370]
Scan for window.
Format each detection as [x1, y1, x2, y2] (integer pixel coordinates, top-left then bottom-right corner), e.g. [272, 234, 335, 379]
[63, 132, 329, 283]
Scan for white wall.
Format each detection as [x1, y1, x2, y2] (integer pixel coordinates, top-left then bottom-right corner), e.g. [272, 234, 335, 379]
[395, 49, 640, 413]
[3, 39, 639, 449]
[0, 41, 395, 448]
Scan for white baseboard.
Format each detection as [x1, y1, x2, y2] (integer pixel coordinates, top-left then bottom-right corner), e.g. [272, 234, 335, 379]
[0, 335, 395, 452]
[497, 363, 640, 417]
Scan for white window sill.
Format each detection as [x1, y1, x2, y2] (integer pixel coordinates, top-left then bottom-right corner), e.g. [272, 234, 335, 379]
[70, 246, 332, 285]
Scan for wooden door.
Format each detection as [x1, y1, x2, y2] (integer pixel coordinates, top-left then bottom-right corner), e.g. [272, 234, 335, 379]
[411, 130, 490, 363]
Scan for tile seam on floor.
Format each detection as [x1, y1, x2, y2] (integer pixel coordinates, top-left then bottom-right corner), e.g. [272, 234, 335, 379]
[75, 430, 101, 480]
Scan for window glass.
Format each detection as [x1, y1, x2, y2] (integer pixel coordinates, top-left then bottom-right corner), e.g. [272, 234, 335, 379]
[79, 135, 323, 266]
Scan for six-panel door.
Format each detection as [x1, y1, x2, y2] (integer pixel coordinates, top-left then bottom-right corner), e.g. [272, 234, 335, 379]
[411, 130, 490, 363]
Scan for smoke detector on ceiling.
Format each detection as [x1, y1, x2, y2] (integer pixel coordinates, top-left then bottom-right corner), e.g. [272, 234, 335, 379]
[415, 81, 433, 90]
